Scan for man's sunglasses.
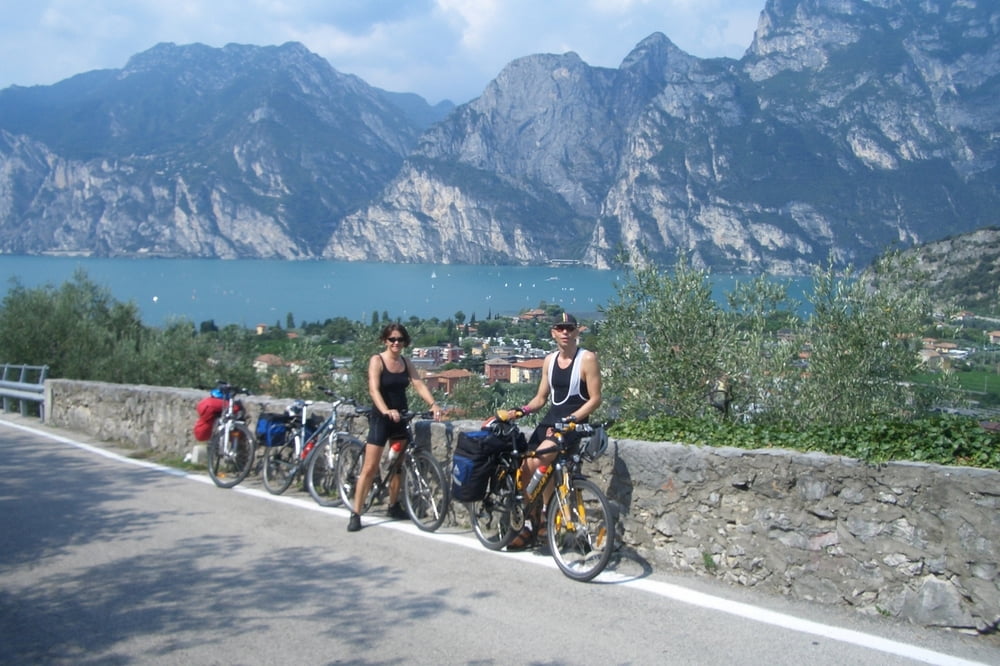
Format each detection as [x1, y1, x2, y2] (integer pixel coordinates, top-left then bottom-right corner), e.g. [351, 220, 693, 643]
[552, 324, 577, 332]
[387, 336, 406, 343]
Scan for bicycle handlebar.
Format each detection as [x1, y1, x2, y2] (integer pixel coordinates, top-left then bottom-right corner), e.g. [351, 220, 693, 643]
[495, 408, 607, 435]
[553, 420, 607, 435]
[215, 380, 251, 397]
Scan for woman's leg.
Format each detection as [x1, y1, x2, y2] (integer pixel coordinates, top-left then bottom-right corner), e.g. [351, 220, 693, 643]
[353, 442, 384, 515]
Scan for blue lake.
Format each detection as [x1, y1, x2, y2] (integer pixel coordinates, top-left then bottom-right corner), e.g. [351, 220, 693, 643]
[0, 256, 813, 327]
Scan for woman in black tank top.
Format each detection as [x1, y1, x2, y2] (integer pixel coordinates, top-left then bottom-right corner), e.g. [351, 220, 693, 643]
[347, 323, 443, 532]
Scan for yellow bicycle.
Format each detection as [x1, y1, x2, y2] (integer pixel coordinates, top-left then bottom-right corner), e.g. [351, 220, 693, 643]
[466, 412, 614, 582]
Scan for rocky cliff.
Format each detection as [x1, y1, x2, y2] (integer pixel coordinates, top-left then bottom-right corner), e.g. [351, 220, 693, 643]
[0, 0, 997, 274]
[326, 0, 998, 273]
[0, 42, 448, 258]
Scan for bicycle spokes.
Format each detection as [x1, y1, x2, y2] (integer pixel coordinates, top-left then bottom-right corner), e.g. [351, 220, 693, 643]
[547, 477, 614, 582]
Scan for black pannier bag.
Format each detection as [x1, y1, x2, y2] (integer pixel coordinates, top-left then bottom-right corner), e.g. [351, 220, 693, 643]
[451, 429, 515, 502]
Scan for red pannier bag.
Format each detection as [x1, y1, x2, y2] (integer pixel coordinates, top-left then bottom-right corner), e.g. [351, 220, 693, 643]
[193, 396, 227, 442]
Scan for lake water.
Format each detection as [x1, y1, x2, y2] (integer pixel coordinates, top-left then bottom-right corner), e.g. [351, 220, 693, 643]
[0, 256, 813, 327]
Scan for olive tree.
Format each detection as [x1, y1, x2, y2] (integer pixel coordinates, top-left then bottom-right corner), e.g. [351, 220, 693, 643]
[596, 257, 741, 420]
[596, 253, 952, 426]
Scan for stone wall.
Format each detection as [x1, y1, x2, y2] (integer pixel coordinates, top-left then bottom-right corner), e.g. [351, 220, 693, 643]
[43, 380, 1000, 634]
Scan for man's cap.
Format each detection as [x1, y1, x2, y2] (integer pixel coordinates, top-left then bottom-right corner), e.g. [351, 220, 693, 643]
[554, 312, 578, 326]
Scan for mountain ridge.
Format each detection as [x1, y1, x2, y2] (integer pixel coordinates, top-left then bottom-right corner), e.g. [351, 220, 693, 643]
[0, 0, 996, 274]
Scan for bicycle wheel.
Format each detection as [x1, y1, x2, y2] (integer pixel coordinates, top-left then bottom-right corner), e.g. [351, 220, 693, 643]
[470, 463, 522, 550]
[207, 422, 255, 489]
[402, 449, 450, 532]
[335, 440, 375, 512]
[306, 435, 355, 507]
[262, 441, 298, 495]
[547, 476, 614, 582]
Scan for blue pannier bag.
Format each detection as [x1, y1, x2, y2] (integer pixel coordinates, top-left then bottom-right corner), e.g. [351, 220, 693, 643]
[451, 429, 514, 502]
[256, 412, 291, 447]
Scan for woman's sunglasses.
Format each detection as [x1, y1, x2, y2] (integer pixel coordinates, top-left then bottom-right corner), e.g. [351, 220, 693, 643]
[386, 336, 406, 343]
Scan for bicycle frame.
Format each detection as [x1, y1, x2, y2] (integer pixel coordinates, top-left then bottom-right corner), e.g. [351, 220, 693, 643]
[214, 383, 248, 453]
[207, 381, 256, 489]
[366, 410, 431, 499]
[336, 409, 450, 531]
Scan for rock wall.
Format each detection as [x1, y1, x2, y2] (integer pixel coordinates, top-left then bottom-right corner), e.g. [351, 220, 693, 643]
[43, 379, 1000, 634]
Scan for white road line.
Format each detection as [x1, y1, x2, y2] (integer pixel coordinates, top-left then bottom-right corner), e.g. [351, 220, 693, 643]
[4, 419, 990, 666]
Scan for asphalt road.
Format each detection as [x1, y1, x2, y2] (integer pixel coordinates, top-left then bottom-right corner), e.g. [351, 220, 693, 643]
[0, 415, 997, 665]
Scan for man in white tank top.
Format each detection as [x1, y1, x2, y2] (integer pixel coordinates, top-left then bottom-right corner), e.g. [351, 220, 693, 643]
[508, 312, 602, 548]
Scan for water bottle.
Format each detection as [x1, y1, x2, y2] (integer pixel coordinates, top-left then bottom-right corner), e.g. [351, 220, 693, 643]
[525, 465, 549, 499]
[386, 441, 403, 468]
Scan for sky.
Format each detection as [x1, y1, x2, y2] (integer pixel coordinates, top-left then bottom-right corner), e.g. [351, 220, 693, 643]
[0, 0, 767, 105]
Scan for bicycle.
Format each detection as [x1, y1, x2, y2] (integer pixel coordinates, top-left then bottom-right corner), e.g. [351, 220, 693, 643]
[303, 392, 365, 507]
[260, 390, 337, 496]
[335, 409, 451, 532]
[206, 381, 256, 489]
[466, 412, 614, 582]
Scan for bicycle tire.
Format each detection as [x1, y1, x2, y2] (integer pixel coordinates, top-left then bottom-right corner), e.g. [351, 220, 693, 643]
[306, 434, 357, 507]
[262, 439, 298, 494]
[469, 462, 521, 550]
[402, 449, 450, 532]
[547, 476, 614, 582]
[334, 440, 375, 512]
[207, 422, 255, 489]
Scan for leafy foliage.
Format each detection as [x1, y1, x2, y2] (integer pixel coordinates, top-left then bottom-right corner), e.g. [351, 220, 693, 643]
[0, 270, 256, 390]
[595, 253, 958, 426]
[594, 254, 995, 468]
[611, 414, 1000, 470]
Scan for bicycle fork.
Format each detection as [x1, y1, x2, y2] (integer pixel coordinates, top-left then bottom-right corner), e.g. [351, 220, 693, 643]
[551, 465, 577, 531]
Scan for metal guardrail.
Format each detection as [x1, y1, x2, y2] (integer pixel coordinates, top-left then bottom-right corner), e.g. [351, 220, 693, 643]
[0, 364, 48, 417]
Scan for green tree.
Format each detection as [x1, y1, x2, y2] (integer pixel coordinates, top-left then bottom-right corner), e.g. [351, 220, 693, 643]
[0, 270, 258, 390]
[596, 254, 957, 427]
[0, 270, 144, 380]
[596, 256, 736, 420]
[791, 255, 951, 425]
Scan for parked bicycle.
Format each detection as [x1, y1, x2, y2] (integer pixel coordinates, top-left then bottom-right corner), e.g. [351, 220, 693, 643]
[206, 381, 256, 489]
[260, 390, 334, 495]
[303, 392, 365, 507]
[463, 411, 614, 582]
[335, 409, 451, 531]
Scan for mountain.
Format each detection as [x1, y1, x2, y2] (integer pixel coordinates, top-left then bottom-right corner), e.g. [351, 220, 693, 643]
[895, 227, 1000, 315]
[0, 0, 997, 273]
[0, 42, 451, 258]
[324, 0, 999, 272]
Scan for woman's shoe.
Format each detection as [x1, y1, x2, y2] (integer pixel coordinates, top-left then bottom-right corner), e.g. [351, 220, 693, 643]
[386, 502, 408, 520]
[347, 512, 362, 532]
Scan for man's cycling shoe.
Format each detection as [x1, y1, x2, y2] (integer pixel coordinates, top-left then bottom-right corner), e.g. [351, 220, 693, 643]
[506, 526, 535, 551]
[386, 503, 408, 520]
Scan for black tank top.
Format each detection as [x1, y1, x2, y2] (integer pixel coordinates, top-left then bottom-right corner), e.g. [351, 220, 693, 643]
[543, 349, 588, 425]
[378, 355, 410, 411]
